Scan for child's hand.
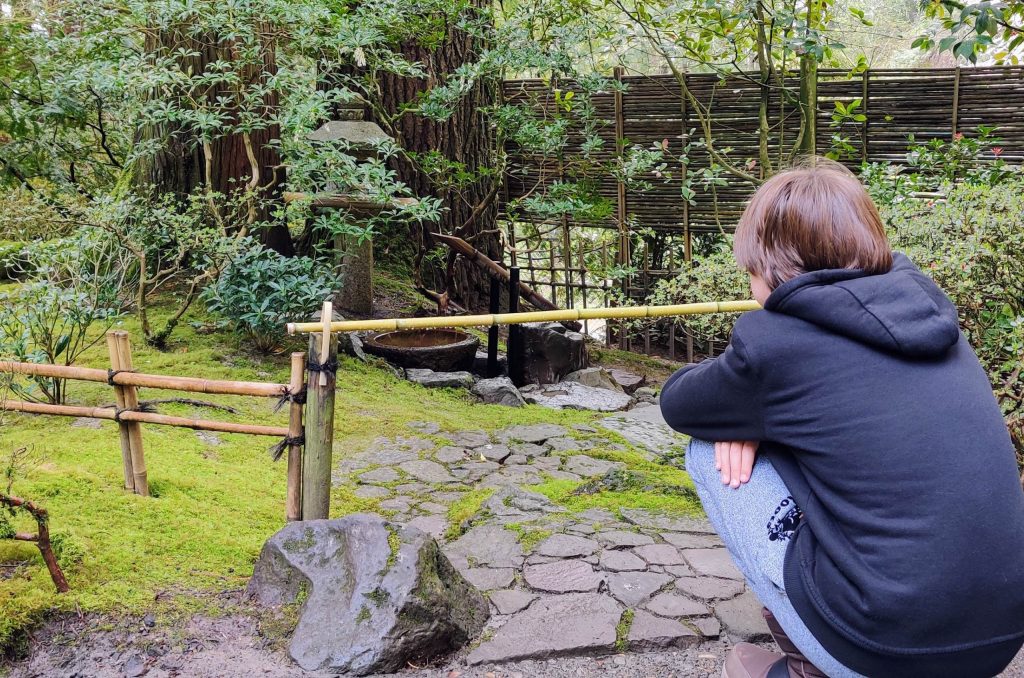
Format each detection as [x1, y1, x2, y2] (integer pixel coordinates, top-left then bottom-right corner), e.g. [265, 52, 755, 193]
[714, 440, 759, 489]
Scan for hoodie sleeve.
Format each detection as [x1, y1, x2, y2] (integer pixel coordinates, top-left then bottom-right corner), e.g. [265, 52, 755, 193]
[659, 331, 764, 442]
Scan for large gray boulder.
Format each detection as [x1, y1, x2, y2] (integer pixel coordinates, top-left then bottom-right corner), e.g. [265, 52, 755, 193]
[246, 514, 489, 675]
[521, 323, 589, 384]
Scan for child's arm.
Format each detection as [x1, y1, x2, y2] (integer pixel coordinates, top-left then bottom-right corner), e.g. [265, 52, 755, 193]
[659, 333, 764, 441]
[660, 332, 765, 488]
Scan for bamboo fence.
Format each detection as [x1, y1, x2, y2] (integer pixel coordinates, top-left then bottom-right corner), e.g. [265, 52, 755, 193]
[500, 66, 1024, 354]
[1, 330, 312, 521]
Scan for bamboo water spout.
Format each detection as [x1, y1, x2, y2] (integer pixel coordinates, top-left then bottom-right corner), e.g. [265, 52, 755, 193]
[287, 300, 761, 335]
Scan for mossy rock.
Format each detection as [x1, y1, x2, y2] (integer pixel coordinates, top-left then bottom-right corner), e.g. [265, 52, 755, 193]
[246, 514, 489, 675]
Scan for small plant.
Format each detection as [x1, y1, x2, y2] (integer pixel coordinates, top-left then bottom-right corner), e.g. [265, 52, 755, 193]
[0, 447, 69, 594]
[825, 98, 866, 162]
[615, 609, 635, 651]
[203, 240, 336, 354]
[905, 126, 1019, 190]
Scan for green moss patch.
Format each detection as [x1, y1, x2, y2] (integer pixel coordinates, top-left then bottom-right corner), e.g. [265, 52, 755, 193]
[444, 489, 494, 540]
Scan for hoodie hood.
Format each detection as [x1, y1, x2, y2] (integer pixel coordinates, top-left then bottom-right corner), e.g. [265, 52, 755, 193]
[764, 253, 960, 358]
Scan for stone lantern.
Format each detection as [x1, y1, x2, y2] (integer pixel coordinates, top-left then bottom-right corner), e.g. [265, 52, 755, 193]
[287, 105, 415, 316]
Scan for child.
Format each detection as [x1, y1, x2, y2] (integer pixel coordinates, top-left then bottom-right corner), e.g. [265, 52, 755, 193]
[660, 160, 1024, 678]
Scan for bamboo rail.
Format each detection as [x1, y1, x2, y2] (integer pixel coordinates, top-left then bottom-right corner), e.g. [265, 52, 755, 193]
[287, 300, 761, 335]
[0, 361, 288, 398]
[1, 400, 290, 437]
[2, 330, 306, 516]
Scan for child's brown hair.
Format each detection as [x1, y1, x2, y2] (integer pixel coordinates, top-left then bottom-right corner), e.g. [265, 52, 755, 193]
[734, 159, 892, 290]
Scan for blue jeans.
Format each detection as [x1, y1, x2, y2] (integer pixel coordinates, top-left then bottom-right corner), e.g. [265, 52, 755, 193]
[686, 439, 865, 678]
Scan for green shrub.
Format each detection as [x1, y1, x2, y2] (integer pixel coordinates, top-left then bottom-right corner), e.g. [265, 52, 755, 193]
[646, 245, 750, 352]
[0, 190, 71, 243]
[203, 240, 335, 353]
[0, 230, 128, 404]
[881, 180, 1024, 465]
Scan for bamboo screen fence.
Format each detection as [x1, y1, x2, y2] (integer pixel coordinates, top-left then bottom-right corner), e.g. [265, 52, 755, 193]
[499, 66, 1024, 355]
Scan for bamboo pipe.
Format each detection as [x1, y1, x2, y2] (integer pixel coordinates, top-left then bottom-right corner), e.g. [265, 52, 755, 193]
[0, 361, 288, 398]
[2, 400, 290, 437]
[287, 300, 761, 335]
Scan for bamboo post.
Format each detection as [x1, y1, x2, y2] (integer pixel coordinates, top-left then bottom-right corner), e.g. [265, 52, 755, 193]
[106, 331, 135, 492]
[319, 300, 332, 387]
[861, 69, 870, 163]
[303, 332, 337, 520]
[613, 66, 629, 351]
[112, 331, 148, 497]
[286, 352, 306, 522]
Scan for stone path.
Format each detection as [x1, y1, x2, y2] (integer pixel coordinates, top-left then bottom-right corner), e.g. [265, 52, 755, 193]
[332, 404, 771, 668]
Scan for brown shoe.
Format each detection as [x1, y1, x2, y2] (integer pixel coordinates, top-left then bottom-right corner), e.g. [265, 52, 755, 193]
[762, 608, 828, 678]
[721, 642, 790, 678]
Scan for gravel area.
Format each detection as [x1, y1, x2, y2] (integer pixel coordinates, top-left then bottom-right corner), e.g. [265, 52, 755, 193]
[4, 611, 1022, 678]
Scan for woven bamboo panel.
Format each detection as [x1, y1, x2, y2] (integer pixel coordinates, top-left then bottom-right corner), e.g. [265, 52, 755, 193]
[500, 67, 1024, 355]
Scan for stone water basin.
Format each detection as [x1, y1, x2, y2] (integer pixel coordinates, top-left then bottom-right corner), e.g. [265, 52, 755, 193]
[363, 328, 480, 372]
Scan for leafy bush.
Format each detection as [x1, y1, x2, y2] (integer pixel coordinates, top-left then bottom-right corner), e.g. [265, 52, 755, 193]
[0, 190, 72, 242]
[203, 241, 336, 353]
[0, 230, 128, 404]
[862, 126, 1021, 202]
[646, 245, 750, 353]
[882, 180, 1024, 466]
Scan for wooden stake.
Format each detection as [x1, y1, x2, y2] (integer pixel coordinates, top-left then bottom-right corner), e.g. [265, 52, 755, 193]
[303, 332, 337, 520]
[286, 352, 305, 522]
[319, 300, 332, 387]
[106, 332, 135, 492]
[111, 332, 148, 496]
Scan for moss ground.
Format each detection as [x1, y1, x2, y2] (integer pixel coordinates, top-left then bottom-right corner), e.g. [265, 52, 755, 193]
[0, 301, 697, 654]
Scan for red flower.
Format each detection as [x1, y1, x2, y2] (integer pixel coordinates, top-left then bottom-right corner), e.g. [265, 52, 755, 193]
[992, 147, 1004, 157]
[952, 132, 964, 141]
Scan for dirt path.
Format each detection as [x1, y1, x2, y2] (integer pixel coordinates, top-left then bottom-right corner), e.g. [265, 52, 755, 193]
[5, 611, 1023, 678]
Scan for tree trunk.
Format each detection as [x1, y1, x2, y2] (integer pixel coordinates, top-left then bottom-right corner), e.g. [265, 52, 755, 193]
[797, 0, 822, 158]
[366, 1, 500, 311]
[135, 24, 292, 255]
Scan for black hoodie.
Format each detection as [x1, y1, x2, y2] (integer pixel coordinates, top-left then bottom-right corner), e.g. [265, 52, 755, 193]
[660, 253, 1024, 677]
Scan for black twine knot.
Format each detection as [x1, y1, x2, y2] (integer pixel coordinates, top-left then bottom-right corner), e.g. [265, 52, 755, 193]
[306, 356, 338, 376]
[273, 388, 307, 413]
[269, 434, 305, 462]
[107, 369, 125, 386]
